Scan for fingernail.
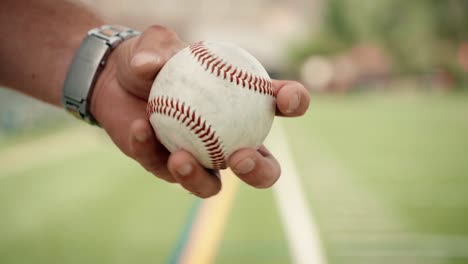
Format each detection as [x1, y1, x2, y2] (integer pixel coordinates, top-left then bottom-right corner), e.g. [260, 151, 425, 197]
[287, 92, 300, 114]
[134, 129, 149, 143]
[234, 158, 255, 174]
[131, 52, 160, 68]
[177, 163, 193, 176]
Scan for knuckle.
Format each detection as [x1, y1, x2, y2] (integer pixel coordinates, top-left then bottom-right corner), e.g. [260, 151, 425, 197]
[145, 25, 178, 39]
[146, 24, 167, 33]
[162, 28, 179, 39]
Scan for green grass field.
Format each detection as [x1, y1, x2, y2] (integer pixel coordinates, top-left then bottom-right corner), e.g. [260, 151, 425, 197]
[286, 92, 468, 264]
[1, 92, 467, 264]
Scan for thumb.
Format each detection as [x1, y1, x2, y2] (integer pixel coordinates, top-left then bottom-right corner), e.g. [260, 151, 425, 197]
[115, 25, 187, 100]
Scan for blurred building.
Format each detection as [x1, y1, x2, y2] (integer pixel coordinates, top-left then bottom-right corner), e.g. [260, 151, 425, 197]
[3, 0, 325, 133]
[80, 0, 324, 73]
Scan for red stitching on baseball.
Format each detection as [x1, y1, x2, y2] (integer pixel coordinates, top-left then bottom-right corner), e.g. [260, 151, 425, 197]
[189, 41, 275, 96]
[147, 96, 227, 170]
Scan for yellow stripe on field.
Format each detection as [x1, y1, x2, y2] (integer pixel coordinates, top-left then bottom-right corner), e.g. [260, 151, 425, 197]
[179, 169, 240, 264]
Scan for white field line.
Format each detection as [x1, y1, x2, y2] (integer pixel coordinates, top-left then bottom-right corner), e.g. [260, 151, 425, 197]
[265, 120, 327, 264]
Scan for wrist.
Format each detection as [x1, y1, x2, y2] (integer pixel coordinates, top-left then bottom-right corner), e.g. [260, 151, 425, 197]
[62, 25, 140, 125]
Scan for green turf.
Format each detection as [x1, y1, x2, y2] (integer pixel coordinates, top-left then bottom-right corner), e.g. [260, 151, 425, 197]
[1, 92, 468, 264]
[0, 131, 193, 264]
[283, 92, 468, 263]
[290, 93, 468, 233]
[0, 126, 288, 264]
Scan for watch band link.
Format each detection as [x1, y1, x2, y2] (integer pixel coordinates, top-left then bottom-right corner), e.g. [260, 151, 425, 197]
[62, 25, 140, 125]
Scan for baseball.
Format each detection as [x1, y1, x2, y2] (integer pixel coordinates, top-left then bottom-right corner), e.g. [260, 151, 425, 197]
[147, 41, 276, 170]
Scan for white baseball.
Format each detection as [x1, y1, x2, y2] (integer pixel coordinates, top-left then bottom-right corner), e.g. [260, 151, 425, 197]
[147, 41, 276, 170]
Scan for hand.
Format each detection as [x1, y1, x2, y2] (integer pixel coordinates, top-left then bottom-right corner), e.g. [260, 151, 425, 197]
[91, 25, 310, 198]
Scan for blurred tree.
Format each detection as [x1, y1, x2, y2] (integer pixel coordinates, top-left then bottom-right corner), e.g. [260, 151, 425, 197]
[290, 0, 468, 88]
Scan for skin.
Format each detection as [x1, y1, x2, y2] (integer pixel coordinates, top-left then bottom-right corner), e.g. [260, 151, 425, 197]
[1, 0, 310, 198]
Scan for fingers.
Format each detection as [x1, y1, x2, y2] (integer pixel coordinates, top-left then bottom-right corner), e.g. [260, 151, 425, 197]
[129, 118, 176, 183]
[167, 151, 222, 198]
[273, 80, 310, 117]
[134, 25, 187, 63]
[133, 124, 223, 198]
[116, 25, 187, 99]
[229, 146, 281, 188]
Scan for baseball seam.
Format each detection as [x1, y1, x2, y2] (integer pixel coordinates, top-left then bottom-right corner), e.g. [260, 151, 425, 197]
[189, 41, 275, 96]
[147, 96, 227, 170]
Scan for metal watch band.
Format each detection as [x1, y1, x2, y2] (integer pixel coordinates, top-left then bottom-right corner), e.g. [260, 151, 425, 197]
[62, 25, 140, 125]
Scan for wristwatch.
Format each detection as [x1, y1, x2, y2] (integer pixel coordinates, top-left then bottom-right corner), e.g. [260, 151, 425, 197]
[62, 25, 140, 125]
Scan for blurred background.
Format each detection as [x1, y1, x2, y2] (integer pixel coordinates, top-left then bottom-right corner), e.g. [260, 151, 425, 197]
[1, 0, 467, 263]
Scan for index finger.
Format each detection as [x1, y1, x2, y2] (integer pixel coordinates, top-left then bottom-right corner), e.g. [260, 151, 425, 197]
[117, 25, 187, 100]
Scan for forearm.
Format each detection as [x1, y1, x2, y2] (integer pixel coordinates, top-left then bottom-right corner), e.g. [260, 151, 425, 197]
[0, 0, 103, 106]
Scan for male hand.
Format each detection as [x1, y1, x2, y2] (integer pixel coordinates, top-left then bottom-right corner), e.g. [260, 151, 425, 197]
[91, 25, 310, 198]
